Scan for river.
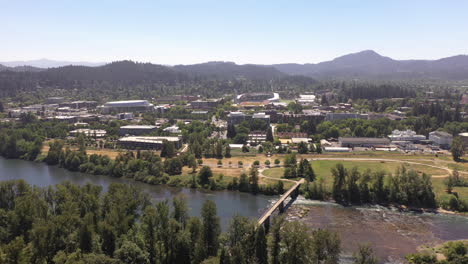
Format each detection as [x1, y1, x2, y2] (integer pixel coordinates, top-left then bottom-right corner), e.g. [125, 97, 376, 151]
[288, 198, 468, 263]
[1, 157, 467, 263]
[0, 157, 273, 229]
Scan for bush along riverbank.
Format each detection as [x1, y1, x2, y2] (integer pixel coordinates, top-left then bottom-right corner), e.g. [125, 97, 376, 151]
[39, 140, 286, 196]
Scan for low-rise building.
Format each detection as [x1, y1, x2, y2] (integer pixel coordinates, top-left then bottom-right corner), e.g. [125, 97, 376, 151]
[326, 112, 368, 121]
[339, 137, 390, 148]
[291, 138, 311, 144]
[429, 131, 453, 149]
[252, 112, 270, 125]
[458, 132, 468, 147]
[60, 101, 98, 109]
[277, 132, 308, 139]
[324, 147, 351, 152]
[227, 111, 249, 125]
[296, 94, 316, 105]
[248, 131, 267, 145]
[118, 136, 181, 150]
[46, 97, 65, 104]
[117, 112, 134, 120]
[190, 98, 224, 109]
[163, 125, 181, 134]
[119, 125, 157, 136]
[388, 130, 426, 142]
[69, 129, 107, 138]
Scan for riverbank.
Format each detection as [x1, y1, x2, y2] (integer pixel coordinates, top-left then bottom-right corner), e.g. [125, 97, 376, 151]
[2, 152, 466, 216]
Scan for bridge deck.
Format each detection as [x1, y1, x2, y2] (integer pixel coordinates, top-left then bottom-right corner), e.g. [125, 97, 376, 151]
[258, 178, 304, 225]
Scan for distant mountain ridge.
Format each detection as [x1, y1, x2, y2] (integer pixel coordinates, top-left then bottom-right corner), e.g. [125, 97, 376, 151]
[0, 59, 105, 68]
[272, 50, 468, 80]
[173, 61, 285, 80]
[2, 50, 468, 80]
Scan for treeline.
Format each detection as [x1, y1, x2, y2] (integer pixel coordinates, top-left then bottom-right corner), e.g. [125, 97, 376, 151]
[0, 61, 316, 103]
[439, 170, 468, 212]
[305, 164, 437, 209]
[0, 180, 365, 264]
[341, 83, 416, 100]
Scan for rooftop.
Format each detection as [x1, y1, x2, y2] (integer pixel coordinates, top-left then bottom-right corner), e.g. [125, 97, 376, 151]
[120, 125, 157, 129]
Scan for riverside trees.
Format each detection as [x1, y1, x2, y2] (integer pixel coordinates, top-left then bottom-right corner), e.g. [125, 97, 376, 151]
[0, 180, 354, 264]
[305, 164, 437, 209]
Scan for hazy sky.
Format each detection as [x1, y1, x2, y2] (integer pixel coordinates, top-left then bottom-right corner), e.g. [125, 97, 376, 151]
[2, 0, 468, 64]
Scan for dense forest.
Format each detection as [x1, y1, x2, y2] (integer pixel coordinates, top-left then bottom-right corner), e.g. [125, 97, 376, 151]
[0, 180, 342, 264]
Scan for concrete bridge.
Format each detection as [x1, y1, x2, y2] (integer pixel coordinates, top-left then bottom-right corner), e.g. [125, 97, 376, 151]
[258, 178, 304, 232]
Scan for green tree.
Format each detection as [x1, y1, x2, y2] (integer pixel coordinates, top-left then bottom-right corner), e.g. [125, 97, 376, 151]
[451, 136, 464, 161]
[266, 127, 274, 142]
[201, 200, 220, 258]
[161, 141, 176, 158]
[114, 241, 149, 264]
[198, 166, 213, 185]
[249, 166, 259, 194]
[224, 145, 231, 158]
[255, 226, 268, 264]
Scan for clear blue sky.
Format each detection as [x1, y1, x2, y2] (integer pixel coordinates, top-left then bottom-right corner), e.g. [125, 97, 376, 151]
[2, 0, 468, 64]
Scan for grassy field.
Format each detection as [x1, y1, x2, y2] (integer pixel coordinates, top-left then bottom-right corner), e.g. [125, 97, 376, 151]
[262, 159, 468, 198]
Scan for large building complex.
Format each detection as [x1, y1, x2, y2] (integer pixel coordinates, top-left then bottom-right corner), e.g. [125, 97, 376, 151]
[190, 98, 224, 110]
[102, 100, 154, 114]
[236, 92, 279, 103]
[339, 137, 391, 148]
[326, 113, 368, 121]
[388, 130, 426, 142]
[118, 136, 182, 150]
[429, 131, 453, 149]
[119, 125, 157, 136]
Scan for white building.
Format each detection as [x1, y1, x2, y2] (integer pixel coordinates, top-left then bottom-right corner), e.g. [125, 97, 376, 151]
[117, 112, 134, 120]
[102, 100, 154, 114]
[69, 129, 107, 138]
[429, 131, 453, 149]
[388, 130, 426, 142]
[163, 125, 181, 134]
[296, 94, 316, 105]
[118, 136, 181, 150]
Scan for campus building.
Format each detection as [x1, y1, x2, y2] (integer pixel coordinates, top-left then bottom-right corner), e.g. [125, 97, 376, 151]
[119, 125, 157, 136]
[428, 131, 453, 149]
[388, 130, 426, 142]
[118, 136, 182, 150]
[326, 112, 368, 121]
[190, 98, 224, 109]
[339, 137, 390, 148]
[102, 100, 154, 114]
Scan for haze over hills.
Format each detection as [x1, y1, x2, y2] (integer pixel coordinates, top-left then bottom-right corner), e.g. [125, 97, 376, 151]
[0, 59, 105, 68]
[273, 50, 468, 80]
[1, 50, 468, 80]
[174, 61, 285, 80]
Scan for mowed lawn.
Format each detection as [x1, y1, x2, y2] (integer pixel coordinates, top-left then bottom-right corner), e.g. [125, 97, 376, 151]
[262, 160, 456, 197]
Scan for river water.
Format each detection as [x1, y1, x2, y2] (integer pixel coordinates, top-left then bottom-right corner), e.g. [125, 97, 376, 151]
[289, 198, 468, 263]
[1, 157, 467, 263]
[0, 157, 273, 229]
